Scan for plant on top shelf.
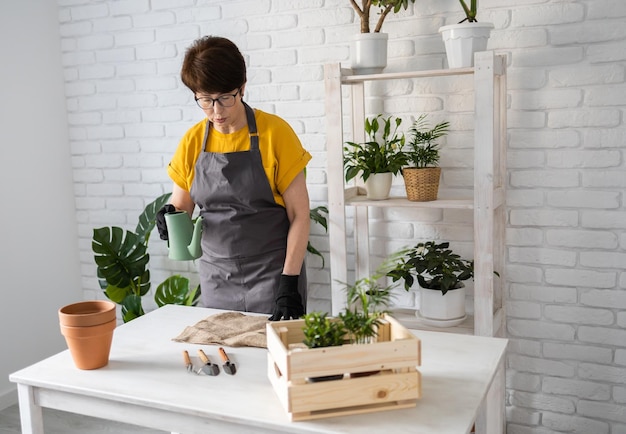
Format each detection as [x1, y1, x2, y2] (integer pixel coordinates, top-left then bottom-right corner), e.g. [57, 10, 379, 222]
[350, 0, 417, 33]
[386, 241, 474, 295]
[458, 0, 480, 23]
[400, 114, 449, 202]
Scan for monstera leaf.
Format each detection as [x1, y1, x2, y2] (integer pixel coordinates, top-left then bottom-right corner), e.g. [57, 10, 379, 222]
[154, 275, 200, 307]
[135, 193, 171, 243]
[93, 226, 150, 300]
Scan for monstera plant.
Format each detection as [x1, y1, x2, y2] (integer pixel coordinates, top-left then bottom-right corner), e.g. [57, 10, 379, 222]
[92, 193, 199, 322]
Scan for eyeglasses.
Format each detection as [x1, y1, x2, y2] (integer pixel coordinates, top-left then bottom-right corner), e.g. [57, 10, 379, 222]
[194, 89, 241, 110]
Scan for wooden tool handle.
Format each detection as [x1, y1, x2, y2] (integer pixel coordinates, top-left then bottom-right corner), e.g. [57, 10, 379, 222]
[197, 349, 209, 364]
[218, 347, 229, 362]
[183, 350, 191, 366]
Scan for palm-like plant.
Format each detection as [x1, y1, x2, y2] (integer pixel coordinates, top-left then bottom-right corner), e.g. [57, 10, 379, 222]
[403, 114, 450, 168]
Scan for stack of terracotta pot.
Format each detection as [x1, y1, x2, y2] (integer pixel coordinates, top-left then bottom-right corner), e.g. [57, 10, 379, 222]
[58, 300, 117, 370]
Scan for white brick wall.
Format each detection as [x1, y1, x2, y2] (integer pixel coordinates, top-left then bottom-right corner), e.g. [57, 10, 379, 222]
[57, 0, 625, 431]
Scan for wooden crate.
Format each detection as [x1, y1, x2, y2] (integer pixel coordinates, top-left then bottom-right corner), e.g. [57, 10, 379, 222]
[266, 315, 421, 421]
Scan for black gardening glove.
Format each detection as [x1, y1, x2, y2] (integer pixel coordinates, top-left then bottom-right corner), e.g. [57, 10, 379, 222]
[156, 204, 176, 241]
[268, 274, 304, 321]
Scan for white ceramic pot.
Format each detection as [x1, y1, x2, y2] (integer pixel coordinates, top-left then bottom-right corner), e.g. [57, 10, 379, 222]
[364, 172, 393, 200]
[350, 32, 388, 75]
[419, 284, 466, 322]
[439, 22, 493, 68]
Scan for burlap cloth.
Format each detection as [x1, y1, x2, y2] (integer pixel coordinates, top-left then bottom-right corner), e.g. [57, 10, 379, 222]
[172, 311, 269, 348]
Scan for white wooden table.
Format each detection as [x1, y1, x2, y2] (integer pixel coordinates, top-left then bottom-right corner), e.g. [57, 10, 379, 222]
[10, 305, 507, 434]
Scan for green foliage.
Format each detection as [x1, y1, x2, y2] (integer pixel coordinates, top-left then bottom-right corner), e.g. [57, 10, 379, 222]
[92, 193, 199, 322]
[458, 0, 478, 23]
[353, 0, 417, 33]
[300, 257, 400, 347]
[344, 114, 407, 182]
[403, 114, 450, 168]
[386, 241, 474, 295]
[338, 256, 399, 343]
[307, 205, 328, 268]
[302, 312, 346, 349]
[155, 275, 200, 307]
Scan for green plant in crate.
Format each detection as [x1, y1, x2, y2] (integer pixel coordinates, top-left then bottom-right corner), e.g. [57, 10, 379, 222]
[302, 312, 346, 349]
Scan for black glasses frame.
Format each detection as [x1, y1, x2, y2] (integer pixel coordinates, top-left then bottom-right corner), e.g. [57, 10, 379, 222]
[194, 89, 241, 110]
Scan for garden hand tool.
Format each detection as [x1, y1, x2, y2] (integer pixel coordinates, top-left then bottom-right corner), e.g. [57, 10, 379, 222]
[218, 347, 237, 375]
[182, 350, 194, 373]
[196, 349, 220, 376]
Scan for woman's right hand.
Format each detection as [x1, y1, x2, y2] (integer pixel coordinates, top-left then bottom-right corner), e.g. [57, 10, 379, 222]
[156, 204, 177, 240]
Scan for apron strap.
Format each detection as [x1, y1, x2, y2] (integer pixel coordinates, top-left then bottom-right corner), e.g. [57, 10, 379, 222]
[243, 102, 259, 151]
[201, 102, 259, 151]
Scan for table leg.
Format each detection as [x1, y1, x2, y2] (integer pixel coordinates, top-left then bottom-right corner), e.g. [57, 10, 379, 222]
[16, 383, 45, 434]
[474, 357, 505, 434]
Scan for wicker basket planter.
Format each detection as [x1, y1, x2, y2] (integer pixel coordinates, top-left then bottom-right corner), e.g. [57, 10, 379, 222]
[402, 167, 441, 201]
[266, 315, 421, 421]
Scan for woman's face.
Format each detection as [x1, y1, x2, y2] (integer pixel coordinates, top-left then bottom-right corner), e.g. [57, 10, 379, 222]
[195, 85, 246, 133]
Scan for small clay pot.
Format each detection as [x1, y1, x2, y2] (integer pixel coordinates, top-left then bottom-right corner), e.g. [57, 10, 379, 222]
[58, 300, 117, 370]
[60, 319, 116, 370]
[59, 300, 116, 327]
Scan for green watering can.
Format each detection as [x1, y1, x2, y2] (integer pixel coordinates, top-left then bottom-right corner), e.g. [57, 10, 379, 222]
[164, 211, 203, 261]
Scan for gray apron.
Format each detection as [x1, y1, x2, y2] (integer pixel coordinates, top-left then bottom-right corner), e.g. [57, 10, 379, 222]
[190, 102, 306, 314]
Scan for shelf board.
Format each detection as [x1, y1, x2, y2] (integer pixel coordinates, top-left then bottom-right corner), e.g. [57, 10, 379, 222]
[390, 308, 475, 335]
[341, 66, 474, 84]
[345, 193, 474, 209]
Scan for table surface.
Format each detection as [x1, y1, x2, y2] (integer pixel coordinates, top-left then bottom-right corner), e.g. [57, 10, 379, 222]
[10, 305, 507, 434]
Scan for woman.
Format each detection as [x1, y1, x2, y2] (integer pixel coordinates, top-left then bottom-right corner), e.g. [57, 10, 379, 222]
[157, 36, 311, 321]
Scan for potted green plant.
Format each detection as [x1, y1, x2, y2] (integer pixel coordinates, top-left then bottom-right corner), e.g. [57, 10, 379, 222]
[92, 193, 199, 322]
[348, 0, 417, 74]
[401, 114, 449, 201]
[387, 241, 473, 325]
[344, 114, 407, 200]
[439, 0, 494, 68]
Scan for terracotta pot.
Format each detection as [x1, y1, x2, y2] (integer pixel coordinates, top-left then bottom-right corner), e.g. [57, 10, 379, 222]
[59, 300, 117, 369]
[59, 300, 116, 327]
[60, 319, 116, 370]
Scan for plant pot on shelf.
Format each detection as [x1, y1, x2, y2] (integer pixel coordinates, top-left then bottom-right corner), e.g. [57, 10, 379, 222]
[364, 172, 393, 200]
[439, 22, 494, 68]
[402, 167, 441, 201]
[350, 32, 388, 75]
[59, 300, 117, 369]
[418, 283, 466, 327]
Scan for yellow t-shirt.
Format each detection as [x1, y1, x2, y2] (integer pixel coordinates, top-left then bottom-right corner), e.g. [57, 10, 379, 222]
[167, 109, 311, 207]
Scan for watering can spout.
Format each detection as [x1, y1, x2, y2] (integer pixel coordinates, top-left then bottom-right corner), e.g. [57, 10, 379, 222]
[188, 216, 203, 259]
[164, 211, 203, 261]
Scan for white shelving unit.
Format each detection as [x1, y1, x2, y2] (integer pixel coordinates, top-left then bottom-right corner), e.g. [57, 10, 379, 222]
[324, 51, 507, 337]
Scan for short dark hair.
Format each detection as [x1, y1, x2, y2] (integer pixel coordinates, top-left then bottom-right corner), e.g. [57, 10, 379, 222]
[180, 36, 247, 94]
